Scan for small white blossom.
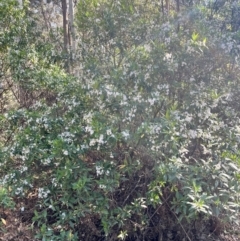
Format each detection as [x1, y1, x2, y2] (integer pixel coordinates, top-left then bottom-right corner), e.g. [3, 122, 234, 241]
[163, 53, 172, 61]
[85, 126, 94, 135]
[15, 187, 23, 195]
[42, 158, 51, 165]
[22, 147, 30, 154]
[23, 180, 29, 185]
[38, 188, 50, 199]
[122, 130, 130, 140]
[96, 165, 104, 176]
[20, 166, 28, 173]
[188, 130, 197, 139]
[98, 134, 104, 144]
[99, 184, 106, 189]
[185, 115, 192, 122]
[106, 129, 112, 135]
[89, 139, 97, 146]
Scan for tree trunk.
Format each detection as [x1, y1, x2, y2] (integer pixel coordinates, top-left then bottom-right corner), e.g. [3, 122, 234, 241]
[69, 0, 76, 74]
[166, 0, 169, 15]
[61, 0, 69, 72]
[176, 0, 180, 32]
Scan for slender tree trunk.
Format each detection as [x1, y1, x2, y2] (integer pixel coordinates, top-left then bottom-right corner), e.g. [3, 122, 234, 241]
[176, 0, 180, 32]
[69, 0, 76, 74]
[61, 0, 70, 72]
[62, 0, 68, 52]
[166, 0, 169, 15]
[40, 0, 49, 30]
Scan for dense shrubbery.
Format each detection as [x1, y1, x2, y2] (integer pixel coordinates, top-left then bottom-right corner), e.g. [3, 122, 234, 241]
[1, 0, 240, 240]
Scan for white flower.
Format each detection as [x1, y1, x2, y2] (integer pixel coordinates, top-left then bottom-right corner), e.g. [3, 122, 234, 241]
[122, 130, 130, 140]
[185, 115, 192, 122]
[20, 165, 28, 173]
[99, 184, 106, 189]
[89, 139, 97, 146]
[42, 158, 51, 165]
[23, 180, 29, 185]
[38, 188, 50, 199]
[63, 150, 68, 156]
[106, 129, 112, 135]
[98, 134, 104, 144]
[96, 165, 104, 176]
[81, 144, 88, 150]
[15, 187, 23, 195]
[164, 53, 172, 61]
[148, 98, 155, 105]
[22, 147, 30, 154]
[52, 178, 58, 187]
[85, 126, 94, 135]
[83, 112, 93, 123]
[188, 130, 197, 139]
[61, 212, 66, 219]
[36, 118, 41, 124]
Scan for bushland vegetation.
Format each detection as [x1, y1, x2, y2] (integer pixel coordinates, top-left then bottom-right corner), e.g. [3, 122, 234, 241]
[1, 0, 240, 240]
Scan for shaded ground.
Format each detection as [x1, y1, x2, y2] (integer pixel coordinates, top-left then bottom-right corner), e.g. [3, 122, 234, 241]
[0, 207, 37, 241]
[0, 197, 240, 241]
[0, 154, 239, 241]
[0, 195, 38, 241]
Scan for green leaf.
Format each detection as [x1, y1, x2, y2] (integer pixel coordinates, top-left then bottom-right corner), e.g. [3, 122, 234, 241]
[192, 32, 199, 41]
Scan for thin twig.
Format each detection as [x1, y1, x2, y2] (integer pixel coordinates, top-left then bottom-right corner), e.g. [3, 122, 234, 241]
[161, 195, 192, 241]
[122, 177, 141, 206]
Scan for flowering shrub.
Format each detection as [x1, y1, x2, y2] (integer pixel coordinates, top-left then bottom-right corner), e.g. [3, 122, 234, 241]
[1, 0, 240, 240]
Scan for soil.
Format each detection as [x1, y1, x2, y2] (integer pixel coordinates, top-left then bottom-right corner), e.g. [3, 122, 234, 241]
[0, 200, 240, 241]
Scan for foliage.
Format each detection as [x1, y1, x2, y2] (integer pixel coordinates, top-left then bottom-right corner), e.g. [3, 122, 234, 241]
[1, 0, 240, 240]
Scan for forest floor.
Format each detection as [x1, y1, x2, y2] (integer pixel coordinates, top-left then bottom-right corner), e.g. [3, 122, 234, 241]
[0, 196, 240, 241]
